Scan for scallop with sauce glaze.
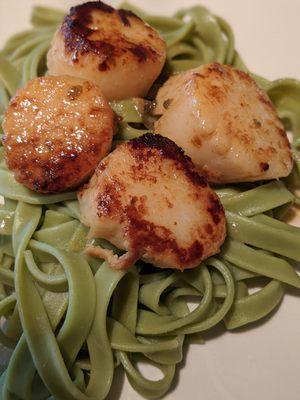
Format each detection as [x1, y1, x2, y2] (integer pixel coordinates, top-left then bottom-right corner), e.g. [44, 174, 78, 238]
[47, 1, 166, 101]
[154, 63, 293, 183]
[78, 133, 226, 271]
[2, 75, 115, 193]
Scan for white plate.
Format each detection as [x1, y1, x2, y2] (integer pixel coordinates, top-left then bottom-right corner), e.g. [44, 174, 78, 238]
[0, 1, 300, 400]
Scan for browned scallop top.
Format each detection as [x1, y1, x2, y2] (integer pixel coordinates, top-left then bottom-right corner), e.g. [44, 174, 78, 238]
[60, 1, 165, 70]
[123, 195, 205, 268]
[154, 62, 292, 183]
[129, 133, 209, 188]
[79, 133, 226, 270]
[2, 75, 114, 193]
[195, 63, 291, 153]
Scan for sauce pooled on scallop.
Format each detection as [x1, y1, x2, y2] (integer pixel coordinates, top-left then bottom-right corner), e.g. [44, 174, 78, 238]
[2, 75, 115, 193]
[154, 63, 293, 183]
[78, 133, 226, 271]
[47, 1, 166, 101]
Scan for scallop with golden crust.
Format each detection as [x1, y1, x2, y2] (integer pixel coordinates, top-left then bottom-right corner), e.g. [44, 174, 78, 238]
[78, 133, 226, 271]
[47, 1, 166, 101]
[2, 75, 115, 193]
[154, 63, 293, 183]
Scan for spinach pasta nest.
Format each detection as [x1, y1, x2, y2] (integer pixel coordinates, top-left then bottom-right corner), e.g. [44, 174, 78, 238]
[0, 2, 300, 399]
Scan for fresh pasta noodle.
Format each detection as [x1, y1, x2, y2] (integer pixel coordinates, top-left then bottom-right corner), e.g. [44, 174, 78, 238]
[0, 2, 300, 399]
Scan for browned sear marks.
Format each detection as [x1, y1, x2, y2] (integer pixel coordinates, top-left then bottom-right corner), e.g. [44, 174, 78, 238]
[118, 9, 138, 26]
[163, 99, 173, 109]
[253, 118, 262, 127]
[119, 190, 204, 269]
[191, 135, 202, 148]
[128, 45, 152, 62]
[47, 0, 166, 101]
[2, 75, 114, 193]
[78, 133, 226, 271]
[97, 181, 122, 217]
[130, 134, 208, 188]
[154, 62, 293, 183]
[60, 2, 158, 66]
[260, 162, 270, 172]
[67, 85, 83, 100]
[207, 194, 224, 225]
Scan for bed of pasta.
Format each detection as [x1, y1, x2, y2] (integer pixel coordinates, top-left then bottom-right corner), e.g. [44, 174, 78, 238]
[0, 3, 300, 399]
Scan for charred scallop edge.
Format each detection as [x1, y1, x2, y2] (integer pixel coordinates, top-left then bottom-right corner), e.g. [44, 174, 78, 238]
[118, 9, 141, 26]
[69, 1, 115, 16]
[61, 14, 115, 58]
[129, 133, 208, 188]
[69, 1, 142, 22]
[61, 1, 156, 63]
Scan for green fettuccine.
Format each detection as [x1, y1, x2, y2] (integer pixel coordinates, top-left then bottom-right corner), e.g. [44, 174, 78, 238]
[0, 3, 299, 400]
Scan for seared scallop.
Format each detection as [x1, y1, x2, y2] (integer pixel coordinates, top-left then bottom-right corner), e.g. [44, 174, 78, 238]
[47, 1, 166, 101]
[2, 75, 114, 193]
[154, 63, 293, 183]
[78, 133, 226, 271]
